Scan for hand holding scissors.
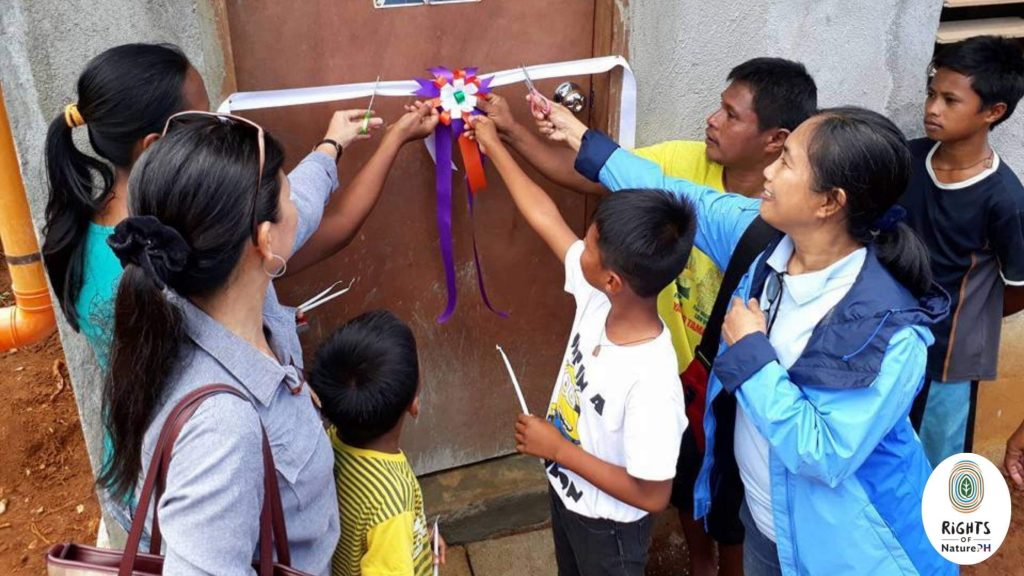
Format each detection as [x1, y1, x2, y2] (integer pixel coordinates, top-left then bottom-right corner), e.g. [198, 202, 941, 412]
[360, 75, 381, 135]
[521, 65, 553, 118]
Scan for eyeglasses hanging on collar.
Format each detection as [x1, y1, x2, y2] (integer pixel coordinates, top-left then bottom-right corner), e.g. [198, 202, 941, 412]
[763, 269, 786, 337]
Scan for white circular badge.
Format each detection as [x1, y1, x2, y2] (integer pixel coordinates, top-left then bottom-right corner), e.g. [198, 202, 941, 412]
[921, 453, 1011, 565]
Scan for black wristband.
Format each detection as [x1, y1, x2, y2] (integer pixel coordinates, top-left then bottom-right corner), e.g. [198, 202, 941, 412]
[315, 138, 343, 161]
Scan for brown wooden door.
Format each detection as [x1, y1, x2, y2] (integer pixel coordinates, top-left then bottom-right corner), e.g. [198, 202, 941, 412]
[225, 0, 615, 474]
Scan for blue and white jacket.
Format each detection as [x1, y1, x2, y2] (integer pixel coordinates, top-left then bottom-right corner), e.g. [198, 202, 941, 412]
[576, 131, 956, 575]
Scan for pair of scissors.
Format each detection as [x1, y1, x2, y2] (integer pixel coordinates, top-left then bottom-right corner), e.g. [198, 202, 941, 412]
[360, 75, 381, 135]
[520, 65, 552, 117]
[297, 278, 355, 316]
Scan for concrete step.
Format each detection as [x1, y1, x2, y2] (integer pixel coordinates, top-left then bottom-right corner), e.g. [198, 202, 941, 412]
[419, 453, 690, 574]
[420, 454, 551, 545]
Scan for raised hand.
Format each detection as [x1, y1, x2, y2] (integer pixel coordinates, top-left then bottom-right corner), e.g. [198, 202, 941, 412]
[475, 93, 519, 136]
[324, 109, 384, 150]
[464, 115, 503, 156]
[531, 95, 588, 151]
[388, 101, 440, 143]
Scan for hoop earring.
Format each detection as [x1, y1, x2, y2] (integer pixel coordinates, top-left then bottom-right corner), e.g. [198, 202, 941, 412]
[262, 254, 287, 278]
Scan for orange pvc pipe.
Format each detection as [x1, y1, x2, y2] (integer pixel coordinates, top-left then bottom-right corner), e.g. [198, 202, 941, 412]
[0, 82, 56, 351]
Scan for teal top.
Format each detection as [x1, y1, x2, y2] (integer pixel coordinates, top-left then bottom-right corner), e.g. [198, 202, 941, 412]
[74, 222, 121, 369]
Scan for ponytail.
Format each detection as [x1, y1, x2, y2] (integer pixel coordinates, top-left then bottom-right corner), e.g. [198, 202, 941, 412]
[42, 115, 114, 330]
[41, 43, 191, 330]
[807, 107, 933, 297]
[857, 221, 933, 298]
[97, 265, 184, 499]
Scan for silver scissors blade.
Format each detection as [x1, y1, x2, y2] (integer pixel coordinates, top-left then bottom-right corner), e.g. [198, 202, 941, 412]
[520, 65, 539, 94]
[367, 75, 381, 111]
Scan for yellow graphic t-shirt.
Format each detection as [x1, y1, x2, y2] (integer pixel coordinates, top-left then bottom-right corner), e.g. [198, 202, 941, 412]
[633, 141, 726, 373]
[330, 429, 433, 576]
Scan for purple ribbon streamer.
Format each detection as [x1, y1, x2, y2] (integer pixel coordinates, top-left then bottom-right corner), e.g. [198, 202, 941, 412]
[434, 123, 458, 324]
[451, 123, 507, 319]
[467, 175, 508, 319]
[420, 67, 504, 323]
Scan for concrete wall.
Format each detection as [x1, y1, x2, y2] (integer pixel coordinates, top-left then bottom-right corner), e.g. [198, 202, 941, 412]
[0, 0, 229, 482]
[629, 0, 943, 149]
[627, 0, 1024, 196]
[628, 0, 1024, 463]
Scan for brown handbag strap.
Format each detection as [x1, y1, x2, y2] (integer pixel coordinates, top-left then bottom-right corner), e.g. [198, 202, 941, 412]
[119, 384, 290, 576]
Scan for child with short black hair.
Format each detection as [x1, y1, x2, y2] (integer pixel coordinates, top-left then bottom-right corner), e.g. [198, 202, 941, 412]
[902, 35, 1024, 466]
[466, 115, 695, 576]
[310, 310, 444, 576]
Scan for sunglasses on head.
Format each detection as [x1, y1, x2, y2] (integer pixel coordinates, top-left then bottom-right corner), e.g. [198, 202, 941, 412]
[162, 111, 267, 244]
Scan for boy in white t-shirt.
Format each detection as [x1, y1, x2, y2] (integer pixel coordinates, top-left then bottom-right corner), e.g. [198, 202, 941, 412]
[468, 116, 694, 575]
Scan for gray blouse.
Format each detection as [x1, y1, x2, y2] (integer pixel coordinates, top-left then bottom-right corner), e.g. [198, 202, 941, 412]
[127, 152, 340, 575]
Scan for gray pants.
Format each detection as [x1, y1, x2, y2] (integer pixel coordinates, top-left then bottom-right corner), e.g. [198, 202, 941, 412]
[739, 499, 782, 576]
[549, 488, 652, 576]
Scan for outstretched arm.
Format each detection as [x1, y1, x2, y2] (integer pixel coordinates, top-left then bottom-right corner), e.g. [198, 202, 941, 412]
[287, 103, 439, 275]
[477, 93, 605, 196]
[465, 115, 577, 262]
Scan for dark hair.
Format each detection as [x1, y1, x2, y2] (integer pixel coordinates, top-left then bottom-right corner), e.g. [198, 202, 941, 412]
[309, 310, 420, 447]
[43, 43, 192, 331]
[593, 190, 696, 298]
[728, 57, 818, 132]
[806, 107, 932, 297]
[99, 118, 285, 500]
[932, 35, 1024, 129]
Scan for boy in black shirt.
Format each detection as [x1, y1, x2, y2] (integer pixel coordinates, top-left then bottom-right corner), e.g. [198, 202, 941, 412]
[902, 35, 1024, 466]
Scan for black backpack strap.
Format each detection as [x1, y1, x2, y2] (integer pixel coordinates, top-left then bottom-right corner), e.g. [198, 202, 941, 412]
[693, 216, 781, 369]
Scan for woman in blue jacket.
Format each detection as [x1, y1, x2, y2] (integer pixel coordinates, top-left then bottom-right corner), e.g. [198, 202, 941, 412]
[533, 105, 956, 575]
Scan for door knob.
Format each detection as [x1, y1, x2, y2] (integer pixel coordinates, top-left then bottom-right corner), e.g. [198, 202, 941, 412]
[553, 82, 587, 114]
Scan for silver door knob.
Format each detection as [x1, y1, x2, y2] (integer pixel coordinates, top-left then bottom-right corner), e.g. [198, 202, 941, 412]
[553, 82, 587, 114]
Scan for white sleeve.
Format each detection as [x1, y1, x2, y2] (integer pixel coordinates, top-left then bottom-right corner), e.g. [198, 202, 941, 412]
[563, 240, 596, 302]
[623, 371, 687, 481]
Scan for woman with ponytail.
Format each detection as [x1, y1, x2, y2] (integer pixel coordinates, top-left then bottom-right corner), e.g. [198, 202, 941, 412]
[101, 113, 322, 573]
[43, 43, 208, 367]
[45, 43, 395, 369]
[534, 105, 956, 574]
[47, 47, 432, 523]
[100, 105, 436, 574]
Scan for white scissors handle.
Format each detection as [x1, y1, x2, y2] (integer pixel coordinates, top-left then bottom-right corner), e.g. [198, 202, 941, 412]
[298, 278, 355, 314]
[432, 517, 441, 576]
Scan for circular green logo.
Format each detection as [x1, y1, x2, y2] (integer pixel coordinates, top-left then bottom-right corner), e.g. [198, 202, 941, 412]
[948, 461, 984, 513]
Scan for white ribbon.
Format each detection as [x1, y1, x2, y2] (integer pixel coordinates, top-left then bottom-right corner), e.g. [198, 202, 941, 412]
[496, 345, 529, 415]
[217, 55, 637, 149]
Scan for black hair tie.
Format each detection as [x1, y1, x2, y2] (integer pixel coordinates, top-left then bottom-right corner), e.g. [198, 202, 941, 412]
[108, 215, 191, 289]
[870, 204, 907, 237]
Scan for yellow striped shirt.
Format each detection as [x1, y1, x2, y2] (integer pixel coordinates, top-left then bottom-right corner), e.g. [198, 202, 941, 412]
[330, 429, 432, 576]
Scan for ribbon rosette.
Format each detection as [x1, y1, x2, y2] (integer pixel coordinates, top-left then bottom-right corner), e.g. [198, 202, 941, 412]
[416, 66, 506, 323]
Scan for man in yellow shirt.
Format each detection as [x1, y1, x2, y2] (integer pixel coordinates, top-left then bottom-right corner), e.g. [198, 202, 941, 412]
[480, 57, 816, 576]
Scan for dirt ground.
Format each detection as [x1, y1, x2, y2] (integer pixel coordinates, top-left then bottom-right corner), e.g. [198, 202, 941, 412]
[0, 253, 101, 575]
[962, 480, 1024, 576]
[0, 247, 1021, 574]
